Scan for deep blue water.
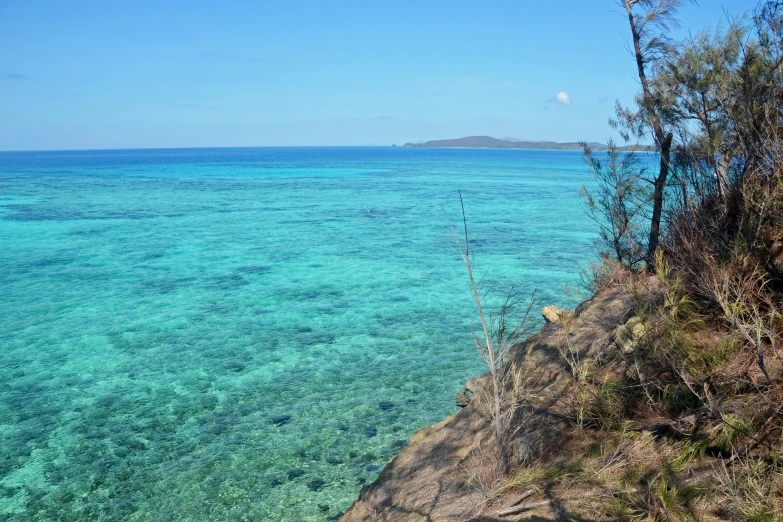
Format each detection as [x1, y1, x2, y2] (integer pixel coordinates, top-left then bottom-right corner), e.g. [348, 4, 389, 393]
[0, 147, 597, 521]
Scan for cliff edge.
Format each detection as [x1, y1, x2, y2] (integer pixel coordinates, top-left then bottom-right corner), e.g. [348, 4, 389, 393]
[341, 274, 783, 521]
[341, 283, 636, 521]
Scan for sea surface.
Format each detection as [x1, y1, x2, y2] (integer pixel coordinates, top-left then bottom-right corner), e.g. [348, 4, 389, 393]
[0, 147, 598, 521]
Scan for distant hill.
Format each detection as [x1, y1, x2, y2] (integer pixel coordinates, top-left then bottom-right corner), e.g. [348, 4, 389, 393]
[403, 135, 648, 151]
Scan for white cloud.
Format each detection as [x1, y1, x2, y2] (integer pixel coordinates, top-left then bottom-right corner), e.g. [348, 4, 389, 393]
[556, 91, 571, 105]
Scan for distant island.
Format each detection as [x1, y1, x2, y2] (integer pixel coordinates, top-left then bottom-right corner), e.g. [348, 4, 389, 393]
[402, 135, 650, 151]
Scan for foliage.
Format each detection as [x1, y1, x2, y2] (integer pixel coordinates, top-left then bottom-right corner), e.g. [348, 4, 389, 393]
[589, 0, 783, 386]
[455, 3, 783, 520]
[580, 141, 652, 269]
[564, 7, 783, 519]
[612, 0, 694, 263]
[440, 192, 537, 475]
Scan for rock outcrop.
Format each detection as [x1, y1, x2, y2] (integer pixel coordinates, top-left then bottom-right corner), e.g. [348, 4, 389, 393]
[540, 305, 566, 323]
[614, 315, 645, 354]
[454, 377, 485, 408]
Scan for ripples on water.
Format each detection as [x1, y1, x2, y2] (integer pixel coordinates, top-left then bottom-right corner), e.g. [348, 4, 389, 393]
[0, 147, 597, 521]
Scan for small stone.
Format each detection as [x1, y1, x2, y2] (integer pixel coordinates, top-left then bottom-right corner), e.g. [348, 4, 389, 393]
[307, 478, 325, 491]
[271, 414, 291, 426]
[542, 305, 566, 323]
[360, 452, 377, 463]
[348, 451, 358, 459]
[363, 426, 377, 438]
[390, 439, 408, 449]
[379, 401, 394, 411]
[631, 321, 646, 338]
[456, 377, 484, 407]
[455, 391, 472, 408]
[318, 504, 330, 513]
[616, 316, 646, 353]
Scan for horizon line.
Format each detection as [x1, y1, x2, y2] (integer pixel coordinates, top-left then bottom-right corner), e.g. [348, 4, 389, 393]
[0, 144, 614, 154]
[0, 145, 398, 153]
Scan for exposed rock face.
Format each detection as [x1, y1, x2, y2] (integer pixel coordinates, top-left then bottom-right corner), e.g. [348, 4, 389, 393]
[615, 315, 646, 354]
[454, 377, 485, 408]
[454, 390, 472, 408]
[340, 284, 638, 522]
[541, 305, 563, 323]
[541, 305, 574, 324]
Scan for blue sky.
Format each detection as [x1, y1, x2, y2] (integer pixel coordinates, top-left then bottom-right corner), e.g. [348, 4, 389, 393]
[0, 0, 760, 150]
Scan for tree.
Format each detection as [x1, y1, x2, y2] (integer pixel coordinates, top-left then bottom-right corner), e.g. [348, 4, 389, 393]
[440, 192, 535, 475]
[661, 2, 783, 282]
[580, 141, 652, 269]
[663, 26, 744, 201]
[615, 0, 692, 265]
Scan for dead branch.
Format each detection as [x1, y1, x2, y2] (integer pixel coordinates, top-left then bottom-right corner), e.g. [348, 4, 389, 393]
[496, 499, 551, 517]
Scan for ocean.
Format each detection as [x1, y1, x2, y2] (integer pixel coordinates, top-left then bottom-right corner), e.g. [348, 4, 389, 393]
[0, 146, 597, 521]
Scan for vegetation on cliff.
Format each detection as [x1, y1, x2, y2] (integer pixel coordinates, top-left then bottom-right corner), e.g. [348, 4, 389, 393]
[343, 1, 783, 521]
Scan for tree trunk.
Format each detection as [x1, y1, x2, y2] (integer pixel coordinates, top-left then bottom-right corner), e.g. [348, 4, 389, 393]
[457, 193, 507, 474]
[624, 0, 673, 268]
[648, 132, 673, 260]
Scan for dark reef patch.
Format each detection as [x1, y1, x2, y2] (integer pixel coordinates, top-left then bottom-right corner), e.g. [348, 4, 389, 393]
[271, 415, 292, 426]
[141, 277, 195, 294]
[4, 205, 158, 222]
[142, 249, 167, 260]
[222, 360, 246, 373]
[287, 468, 305, 480]
[67, 227, 107, 237]
[235, 265, 270, 275]
[268, 474, 286, 487]
[298, 332, 336, 346]
[325, 455, 344, 465]
[210, 273, 248, 290]
[307, 478, 325, 491]
[29, 254, 75, 267]
[360, 453, 377, 463]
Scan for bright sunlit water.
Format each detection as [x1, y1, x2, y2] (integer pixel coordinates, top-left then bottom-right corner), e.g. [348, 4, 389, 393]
[0, 147, 598, 521]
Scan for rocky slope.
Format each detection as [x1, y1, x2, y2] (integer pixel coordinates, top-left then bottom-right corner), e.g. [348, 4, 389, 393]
[340, 272, 783, 522]
[340, 283, 638, 521]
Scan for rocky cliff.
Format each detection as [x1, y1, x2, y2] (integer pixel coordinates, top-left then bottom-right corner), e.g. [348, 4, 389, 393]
[340, 282, 639, 521]
[340, 270, 783, 521]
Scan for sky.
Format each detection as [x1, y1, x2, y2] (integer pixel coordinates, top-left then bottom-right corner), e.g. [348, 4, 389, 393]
[0, 0, 762, 150]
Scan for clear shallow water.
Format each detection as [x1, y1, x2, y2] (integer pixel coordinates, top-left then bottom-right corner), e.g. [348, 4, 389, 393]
[0, 147, 596, 521]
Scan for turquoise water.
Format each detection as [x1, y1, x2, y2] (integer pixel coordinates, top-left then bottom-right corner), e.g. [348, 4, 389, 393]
[0, 147, 596, 521]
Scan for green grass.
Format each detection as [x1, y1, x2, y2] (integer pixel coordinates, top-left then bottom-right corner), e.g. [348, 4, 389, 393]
[492, 461, 585, 499]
